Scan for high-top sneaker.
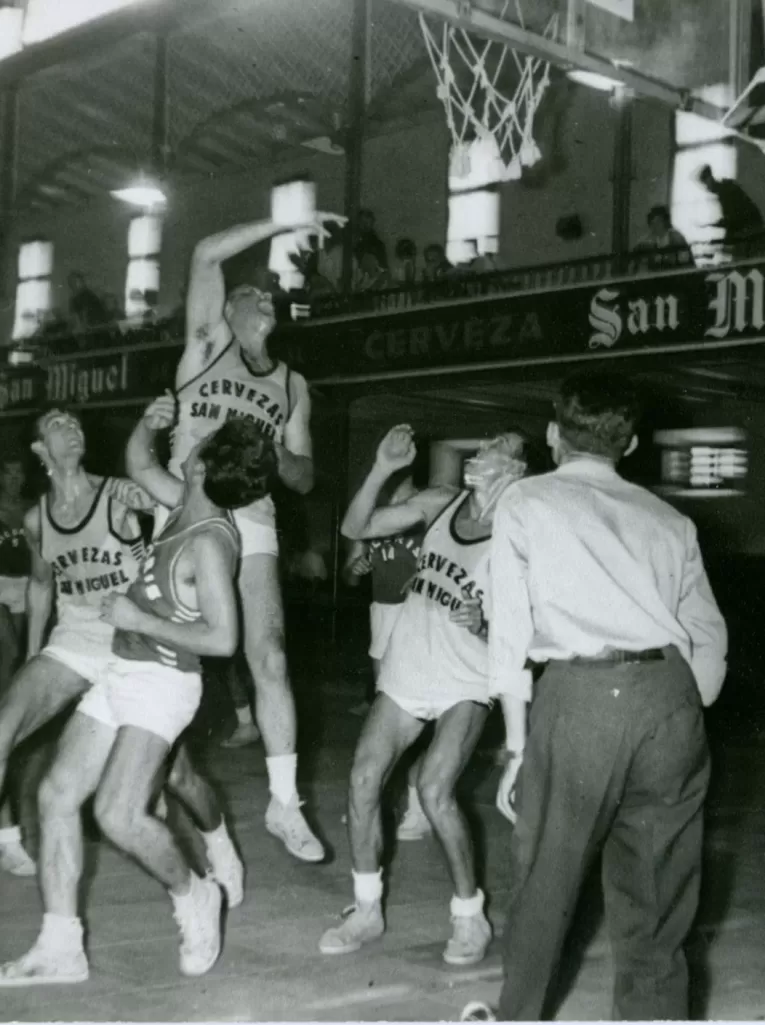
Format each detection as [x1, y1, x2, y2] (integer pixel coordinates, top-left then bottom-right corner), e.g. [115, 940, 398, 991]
[319, 902, 385, 955]
[0, 915, 88, 986]
[0, 827, 36, 877]
[204, 822, 244, 909]
[443, 891, 492, 966]
[171, 874, 223, 977]
[265, 795, 324, 862]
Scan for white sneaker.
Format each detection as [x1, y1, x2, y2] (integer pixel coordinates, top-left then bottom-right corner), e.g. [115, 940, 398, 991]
[265, 796, 324, 863]
[0, 839, 37, 877]
[319, 902, 385, 955]
[396, 803, 433, 842]
[205, 833, 244, 910]
[172, 875, 223, 977]
[0, 938, 88, 987]
[220, 722, 260, 748]
[443, 908, 492, 966]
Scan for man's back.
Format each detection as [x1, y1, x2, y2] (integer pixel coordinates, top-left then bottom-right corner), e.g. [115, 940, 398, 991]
[491, 457, 727, 704]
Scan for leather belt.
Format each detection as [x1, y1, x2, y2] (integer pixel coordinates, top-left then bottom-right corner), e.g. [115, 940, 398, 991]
[569, 648, 666, 666]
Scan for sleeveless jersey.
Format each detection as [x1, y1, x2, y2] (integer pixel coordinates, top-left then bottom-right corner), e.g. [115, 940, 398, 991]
[40, 479, 146, 643]
[170, 345, 293, 527]
[112, 509, 240, 673]
[0, 514, 31, 578]
[377, 491, 491, 705]
[368, 529, 423, 606]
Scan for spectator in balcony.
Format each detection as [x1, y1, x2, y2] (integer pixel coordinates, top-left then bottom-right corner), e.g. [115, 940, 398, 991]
[354, 208, 388, 270]
[696, 165, 764, 257]
[355, 251, 391, 293]
[422, 243, 453, 282]
[67, 272, 109, 332]
[634, 206, 693, 268]
[391, 238, 417, 285]
[103, 294, 125, 323]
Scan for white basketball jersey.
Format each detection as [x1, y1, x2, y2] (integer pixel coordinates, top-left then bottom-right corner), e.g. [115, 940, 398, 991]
[40, 479, 145, 645]
[170, 345, 293, 528]
[377, 491, 491, 706]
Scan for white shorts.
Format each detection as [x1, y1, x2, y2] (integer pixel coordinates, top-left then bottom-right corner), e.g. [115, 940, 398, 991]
[0, 576, 27, 615]
[77, 656, 202, 745]
[153, 503, 278, 560]
[43, 624, 117, 686]
[382, 689, 489, 723]
[368, 602, 404, 661]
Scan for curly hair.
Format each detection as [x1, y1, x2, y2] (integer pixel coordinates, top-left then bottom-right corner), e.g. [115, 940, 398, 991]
[198, 418, 277, 510]
[555, 373, 642, 460]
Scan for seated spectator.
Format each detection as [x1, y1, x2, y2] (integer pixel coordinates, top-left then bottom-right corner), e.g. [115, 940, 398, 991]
[422, 243, 453, 281]
[354, 208, 388, 270]
[68, 271, 110, 331]
[355, 251, 391, 292]
[391, 238, 417, 284]
[634, 205, 693, 268]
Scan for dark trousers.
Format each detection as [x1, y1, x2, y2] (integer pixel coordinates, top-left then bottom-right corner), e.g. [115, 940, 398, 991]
[498, 648, 710, 1021]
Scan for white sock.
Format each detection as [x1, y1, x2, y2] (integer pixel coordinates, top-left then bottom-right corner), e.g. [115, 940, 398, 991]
[450, 889, 484, 918]
[203, 820, 233, 851]
[40, 912, 84, 950]
[266, 754, 297, 805]
[235, 705, 253, 727]
[171, 871, 200, 903]
[0, 825, 22, 845]
[352, 869, 383, 905]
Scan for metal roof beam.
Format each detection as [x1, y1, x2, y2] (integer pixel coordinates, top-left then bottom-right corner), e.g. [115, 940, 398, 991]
[0, 0, 211, 88]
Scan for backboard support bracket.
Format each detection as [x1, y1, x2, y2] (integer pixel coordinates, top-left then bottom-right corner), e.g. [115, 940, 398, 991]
[394, 0, 723, 120]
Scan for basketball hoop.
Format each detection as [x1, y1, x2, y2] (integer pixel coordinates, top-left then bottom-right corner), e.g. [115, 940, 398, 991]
[420, 0, 558, 183]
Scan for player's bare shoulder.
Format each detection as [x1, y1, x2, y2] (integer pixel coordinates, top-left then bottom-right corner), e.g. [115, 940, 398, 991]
[23, 502, 41, 543]
[411, 485, 460, 527]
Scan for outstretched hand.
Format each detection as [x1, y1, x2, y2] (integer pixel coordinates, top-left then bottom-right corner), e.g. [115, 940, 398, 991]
[375, 424, 416, 475]
[496, 750, 524, 825]
[143, 390, 176, 432]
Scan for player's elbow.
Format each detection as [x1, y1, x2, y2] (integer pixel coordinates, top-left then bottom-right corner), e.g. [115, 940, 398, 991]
[208, 622, 238, 658]
[191, 237, 219, 268]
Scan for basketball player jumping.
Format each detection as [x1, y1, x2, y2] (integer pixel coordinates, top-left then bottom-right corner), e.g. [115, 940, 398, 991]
[0, 409, 243, 906]
[169, 210, 344, 862]
[0, 410, 275, 986]
[319, 425, 528, 966]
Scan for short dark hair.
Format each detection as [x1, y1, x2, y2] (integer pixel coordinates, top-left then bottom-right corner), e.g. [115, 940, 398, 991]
[647, 204, 670, 225]
[555, 373, 642, 460]
[395, 238, 416, 260]
[198, 419, 277, 510]
[0, 451, 24, 471]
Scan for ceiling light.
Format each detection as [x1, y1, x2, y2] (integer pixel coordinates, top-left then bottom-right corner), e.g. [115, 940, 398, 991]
[567, 69, 622, 92]
[111, 173, 167, 208]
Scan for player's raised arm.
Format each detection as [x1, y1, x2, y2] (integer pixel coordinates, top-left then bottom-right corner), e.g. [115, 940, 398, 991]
[23, 505, 54, 659]
[276, 372, 314, 495]
[341, 425, 452, 540]
[125, 393, 184, 510]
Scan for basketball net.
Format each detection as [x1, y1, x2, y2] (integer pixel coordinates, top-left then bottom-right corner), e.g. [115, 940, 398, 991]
[419, 1, 559, 182]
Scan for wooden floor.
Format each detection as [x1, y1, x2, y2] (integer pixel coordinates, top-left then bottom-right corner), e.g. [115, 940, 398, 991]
[1, 680, 764, 1022]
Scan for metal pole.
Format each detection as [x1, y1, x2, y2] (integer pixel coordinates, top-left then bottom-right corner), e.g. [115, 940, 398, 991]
[611, 87, 633, 271]
[329, 397, 351, 646]
[151, 32, 169, 176]
[341, 0, 370, 292]
[0, 87, 18, 305]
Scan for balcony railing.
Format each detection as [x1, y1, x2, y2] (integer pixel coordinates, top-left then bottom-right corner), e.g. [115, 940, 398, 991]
[7, 236, 762, 362]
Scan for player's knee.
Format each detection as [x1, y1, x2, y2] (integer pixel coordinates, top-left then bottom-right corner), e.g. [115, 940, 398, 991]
[93, 792, 135, 846]
[245, 633, 287, 688]
[349, 754, 382, 806]
[417, 770, 452, 819]
[39, 768, 79, 819]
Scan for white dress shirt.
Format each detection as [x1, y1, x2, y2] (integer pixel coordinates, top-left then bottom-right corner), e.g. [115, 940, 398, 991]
[488, 457, 728, 706]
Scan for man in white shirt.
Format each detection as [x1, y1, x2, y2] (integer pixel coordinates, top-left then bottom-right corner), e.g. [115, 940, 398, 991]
[465, 372, 726, 1022]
